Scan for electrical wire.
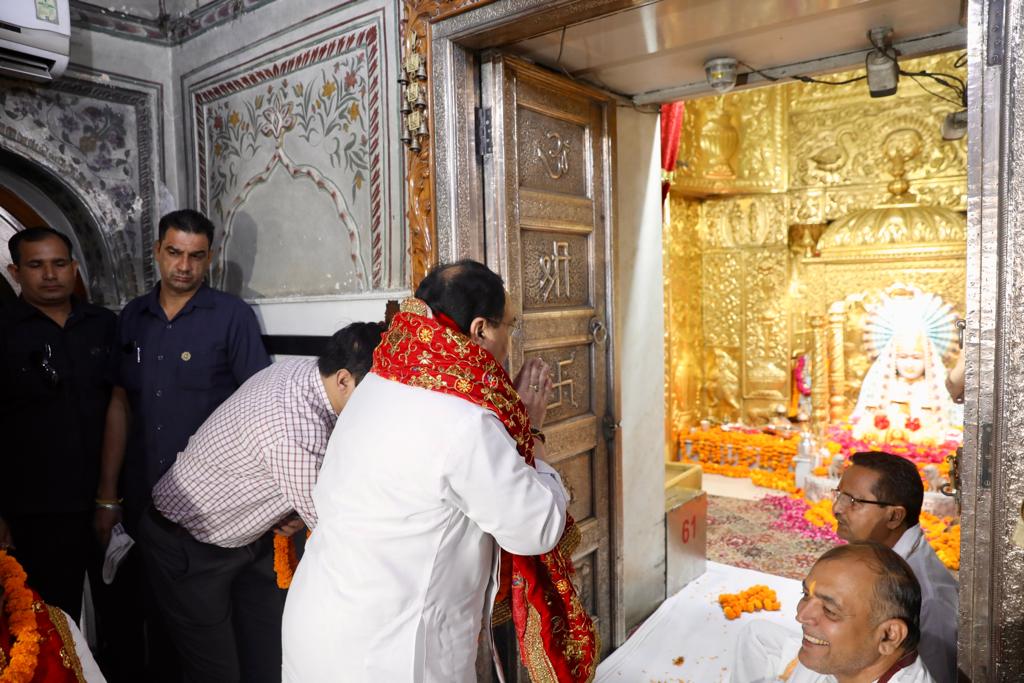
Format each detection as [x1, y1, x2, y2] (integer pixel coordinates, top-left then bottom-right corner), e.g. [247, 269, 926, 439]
[737, 60, 866, 86]
[907, 73, 965, 107]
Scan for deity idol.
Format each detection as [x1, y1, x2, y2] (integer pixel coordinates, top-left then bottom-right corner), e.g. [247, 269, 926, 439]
[849, 287, 960, 445]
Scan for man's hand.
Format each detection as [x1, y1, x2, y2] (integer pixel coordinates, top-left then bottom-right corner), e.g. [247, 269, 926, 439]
[273, 514, 306, 537]
[0, 516, 13, 551]
[94, 507, 122, 551]
[514, 357, 554, 429]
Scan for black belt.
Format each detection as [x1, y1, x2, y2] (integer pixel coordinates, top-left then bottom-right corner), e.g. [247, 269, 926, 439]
[146, 504, 188, 536]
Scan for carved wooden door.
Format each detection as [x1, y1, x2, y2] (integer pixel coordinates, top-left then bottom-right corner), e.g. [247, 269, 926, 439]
[481, 54, 616, 674]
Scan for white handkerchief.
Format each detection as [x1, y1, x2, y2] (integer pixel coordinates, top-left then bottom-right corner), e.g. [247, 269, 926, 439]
[102, 523, 134, 585]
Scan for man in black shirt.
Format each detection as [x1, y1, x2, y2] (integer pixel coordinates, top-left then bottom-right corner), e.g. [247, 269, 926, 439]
[0, 226, 116, 619]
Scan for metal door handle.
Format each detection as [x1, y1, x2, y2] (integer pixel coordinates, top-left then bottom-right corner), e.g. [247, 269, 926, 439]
[590, 317, 608, 345]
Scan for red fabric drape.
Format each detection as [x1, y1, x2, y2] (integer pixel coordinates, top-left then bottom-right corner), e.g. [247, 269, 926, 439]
[660, 102, 685, 202]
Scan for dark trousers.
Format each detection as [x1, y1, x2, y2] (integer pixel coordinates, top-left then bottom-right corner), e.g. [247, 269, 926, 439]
[139, 506, 286, 683]
[6, 511, 91, 619]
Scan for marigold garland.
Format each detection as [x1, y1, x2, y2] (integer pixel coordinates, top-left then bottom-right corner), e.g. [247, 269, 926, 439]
[273, 535, 299, 589]
[718, 585, 781, 620]
[0, 551, 41, 683]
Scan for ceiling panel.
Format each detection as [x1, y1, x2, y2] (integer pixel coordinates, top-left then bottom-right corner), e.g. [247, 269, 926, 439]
[507, 0, 964, 100]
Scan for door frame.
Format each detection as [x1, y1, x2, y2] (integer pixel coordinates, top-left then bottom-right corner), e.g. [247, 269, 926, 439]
[425, 1, 627, 647]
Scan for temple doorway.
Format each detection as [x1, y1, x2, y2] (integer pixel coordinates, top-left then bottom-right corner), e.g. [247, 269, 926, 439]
[419, 0, 990, 678]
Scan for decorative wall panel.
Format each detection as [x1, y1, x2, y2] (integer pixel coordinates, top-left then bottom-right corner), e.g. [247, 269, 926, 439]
[673, 86, 787, 196]
[0, 68, 162, 305]
[666, 50, 967, 431]
[188, 9, 402, 298]
[664, 196, 703, 436]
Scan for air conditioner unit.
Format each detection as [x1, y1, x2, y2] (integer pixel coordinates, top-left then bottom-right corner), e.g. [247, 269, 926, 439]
[0, 0, 70, 82]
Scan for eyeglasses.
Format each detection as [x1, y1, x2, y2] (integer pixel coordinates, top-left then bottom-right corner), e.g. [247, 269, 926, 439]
[831, 489, 898, 509]
[32, 343, 60, 387]
[491, 316, 523, 338]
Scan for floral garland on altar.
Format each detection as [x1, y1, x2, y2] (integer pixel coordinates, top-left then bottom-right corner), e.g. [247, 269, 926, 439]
[678, 425, 961, 570]
[0, 551, 40, 683]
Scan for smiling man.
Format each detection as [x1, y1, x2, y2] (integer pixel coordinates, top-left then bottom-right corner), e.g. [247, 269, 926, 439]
[831, 452, 957, 682]
[786, 542, 933, 682]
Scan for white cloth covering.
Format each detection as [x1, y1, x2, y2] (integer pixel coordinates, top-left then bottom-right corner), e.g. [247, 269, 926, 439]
[281, 373, 568, 683]
[597, 562, 805, 682]
[892, 525, 958, 683]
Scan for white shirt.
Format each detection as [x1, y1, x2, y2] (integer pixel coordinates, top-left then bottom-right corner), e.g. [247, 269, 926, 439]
[281, 373, 568, 683]
[892, 525, 958, 683]
[785, 654, 935, 683]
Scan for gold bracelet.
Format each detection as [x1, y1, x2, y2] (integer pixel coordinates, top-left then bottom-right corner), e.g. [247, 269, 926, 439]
[95, 497, 123, 506]
[530, 427, 546, 444]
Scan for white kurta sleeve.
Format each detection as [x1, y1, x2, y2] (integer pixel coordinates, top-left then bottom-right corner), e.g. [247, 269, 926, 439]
[443, 411, 568, 556]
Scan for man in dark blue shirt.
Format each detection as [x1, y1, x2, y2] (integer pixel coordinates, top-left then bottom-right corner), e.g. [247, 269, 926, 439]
[93, 209, 269, 682]
[95, 209, 270, 536]
[0, 227, 116, 619]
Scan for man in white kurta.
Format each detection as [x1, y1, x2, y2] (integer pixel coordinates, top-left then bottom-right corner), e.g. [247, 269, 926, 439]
[281, 373, 566, 682]
[281, 260, 566, 682]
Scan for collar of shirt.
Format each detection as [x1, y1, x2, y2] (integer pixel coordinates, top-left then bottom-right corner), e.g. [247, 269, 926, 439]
[143, 283, 216, 320]
[892, 524, 924, 560]
[10, 295, 98, 326]
[312, 364, 336, 419]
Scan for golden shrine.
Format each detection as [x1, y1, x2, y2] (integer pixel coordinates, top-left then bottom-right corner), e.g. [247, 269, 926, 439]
[664, 51, 966, 446]
[662, 52, 966, 571]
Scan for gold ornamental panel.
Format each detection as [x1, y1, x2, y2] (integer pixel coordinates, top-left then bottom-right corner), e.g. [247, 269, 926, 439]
[558, 450, 596, 522]
[743, 248, 790, 403]
[525, 344, 592, 424]
[516, 106, 589, 198]
[664, 195, 704, 437]
[702, 251, 743, 348]
[673, 86, 787, 196]
[521, 229, 591, 310]
[701, 195, 789, 248]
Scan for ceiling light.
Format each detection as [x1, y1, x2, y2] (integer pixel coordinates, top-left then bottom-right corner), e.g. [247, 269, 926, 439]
[704, 57, 738, 94]
[865, 27, 899, 98]
[942, 110, 968, 140]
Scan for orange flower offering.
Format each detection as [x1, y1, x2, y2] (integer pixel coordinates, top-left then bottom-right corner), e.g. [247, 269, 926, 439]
[718, 584, 781, 620]
[0, 550, 41, 683]
[273, 535, 300, 589]
[919, 511, 960, 571]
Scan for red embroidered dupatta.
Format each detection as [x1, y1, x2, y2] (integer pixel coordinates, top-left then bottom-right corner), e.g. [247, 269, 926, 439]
[371, 298, 599, 682]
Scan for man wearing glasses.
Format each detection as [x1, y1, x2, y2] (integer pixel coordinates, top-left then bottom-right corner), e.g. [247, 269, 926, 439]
[0, 227, 116, 619]
[829, 451, 957, 682]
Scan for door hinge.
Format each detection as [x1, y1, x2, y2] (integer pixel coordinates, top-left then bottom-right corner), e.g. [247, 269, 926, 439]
[476, 106, 492, 156]
[987, 0, 1006, 66]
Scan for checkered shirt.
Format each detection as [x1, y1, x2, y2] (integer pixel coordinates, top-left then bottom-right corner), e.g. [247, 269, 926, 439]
[152, 358, 337, 547]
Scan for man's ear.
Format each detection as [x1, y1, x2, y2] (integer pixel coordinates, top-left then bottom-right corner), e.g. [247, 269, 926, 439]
[334, 368, 355, 393]
[876, 618, 909, 656]
[6, 263, 19, 284]
[469, 316, 488, 340]
[887, 505, 908, 530]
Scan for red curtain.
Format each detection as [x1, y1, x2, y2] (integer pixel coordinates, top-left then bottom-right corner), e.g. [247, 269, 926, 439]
[660, 102, 685, 202]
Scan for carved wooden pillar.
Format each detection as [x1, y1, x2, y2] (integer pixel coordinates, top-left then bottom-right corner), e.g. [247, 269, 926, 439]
[827, 301, 847, 422]
[810, 314, 830, 430]
[401, 0, 495, 285]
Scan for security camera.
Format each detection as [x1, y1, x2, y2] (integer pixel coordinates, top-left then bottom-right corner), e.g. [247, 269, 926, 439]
[704, 57, 738, 94]
[865, 27, 899, 98]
